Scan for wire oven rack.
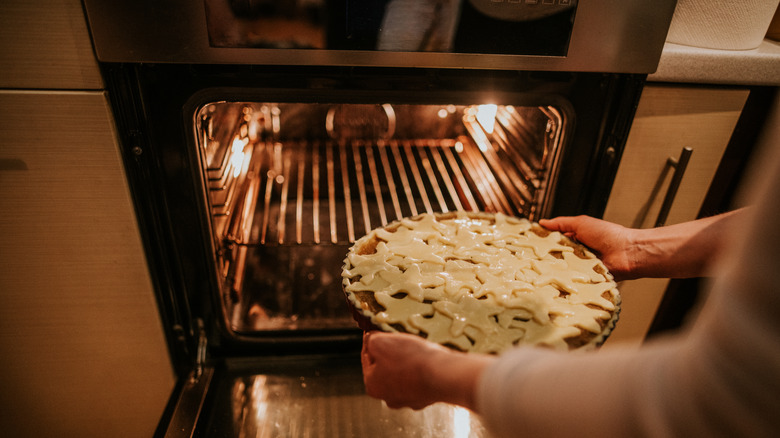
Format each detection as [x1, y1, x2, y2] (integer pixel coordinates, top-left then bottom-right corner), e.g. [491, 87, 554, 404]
[198, 103, 563, 331]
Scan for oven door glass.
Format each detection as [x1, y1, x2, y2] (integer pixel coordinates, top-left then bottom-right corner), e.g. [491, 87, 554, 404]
[204, 0, 577, 56]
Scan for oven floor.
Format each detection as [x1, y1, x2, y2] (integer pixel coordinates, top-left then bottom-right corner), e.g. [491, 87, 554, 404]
[200, 354, 489, 437]
[233, 244, 357, 332]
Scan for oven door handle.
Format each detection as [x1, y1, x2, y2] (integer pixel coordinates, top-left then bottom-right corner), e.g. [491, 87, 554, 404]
[655, 147, 693, 227]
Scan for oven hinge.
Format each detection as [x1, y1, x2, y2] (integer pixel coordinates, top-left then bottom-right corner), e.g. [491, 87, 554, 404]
[192, 318, 208, 382]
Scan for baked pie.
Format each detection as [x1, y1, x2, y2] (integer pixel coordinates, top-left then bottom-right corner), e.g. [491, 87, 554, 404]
[341, 212, 620, 353]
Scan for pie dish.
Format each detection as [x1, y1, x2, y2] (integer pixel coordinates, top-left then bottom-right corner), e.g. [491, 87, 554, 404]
[341, 212, 621, 353]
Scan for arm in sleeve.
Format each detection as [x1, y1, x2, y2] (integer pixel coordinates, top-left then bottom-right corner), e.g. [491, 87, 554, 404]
[476, 147, 780, 438]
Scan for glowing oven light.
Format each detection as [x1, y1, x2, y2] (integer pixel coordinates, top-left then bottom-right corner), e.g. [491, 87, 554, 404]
[231, 135, 248, 152]
[476, 104, 498, 134]
[231, 151, 245, 178]
[230, 135, 250, 178]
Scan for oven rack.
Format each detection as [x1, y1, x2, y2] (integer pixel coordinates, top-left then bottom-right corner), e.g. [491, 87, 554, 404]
[218, 137, 543, 248]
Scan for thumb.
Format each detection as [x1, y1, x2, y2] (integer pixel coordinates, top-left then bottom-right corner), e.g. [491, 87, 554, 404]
[539, 216, 579, 234]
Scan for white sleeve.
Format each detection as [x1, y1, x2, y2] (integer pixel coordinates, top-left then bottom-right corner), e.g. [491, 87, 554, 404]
[476, 144, 780, 437]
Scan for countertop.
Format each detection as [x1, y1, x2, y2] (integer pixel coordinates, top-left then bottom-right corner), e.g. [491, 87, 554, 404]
[648, 39, 780, 86]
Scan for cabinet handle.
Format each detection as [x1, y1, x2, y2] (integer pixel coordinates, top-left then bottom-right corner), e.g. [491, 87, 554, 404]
[655, 147, 693, 227]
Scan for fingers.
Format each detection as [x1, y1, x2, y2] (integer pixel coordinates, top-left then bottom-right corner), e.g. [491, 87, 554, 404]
[361, 331, 381, 400]
[539, 215, 583, 233]
[361, 331, 376, 368]
[539, 216, 585, 241]
[360, 332, 452, 410]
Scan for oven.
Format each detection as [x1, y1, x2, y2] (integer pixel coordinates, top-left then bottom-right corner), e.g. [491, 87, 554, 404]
[82, 1, 677, 436]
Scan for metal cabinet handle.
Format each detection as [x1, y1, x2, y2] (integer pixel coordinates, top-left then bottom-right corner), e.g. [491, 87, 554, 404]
[655, 147, 693, 227]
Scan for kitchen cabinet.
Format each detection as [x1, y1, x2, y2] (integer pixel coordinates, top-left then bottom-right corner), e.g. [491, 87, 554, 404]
[0, 90, 175, 438]
[0, 0, 174, 437]
[0, 0, 103, 90]
[601, 84, 749, 349]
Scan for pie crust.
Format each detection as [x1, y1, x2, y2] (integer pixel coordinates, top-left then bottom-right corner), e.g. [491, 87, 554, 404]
[341, 212, 621, 353]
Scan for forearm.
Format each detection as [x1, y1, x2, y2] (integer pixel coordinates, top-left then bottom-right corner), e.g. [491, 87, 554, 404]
[626, 209, 744, 279]
[423, 348, 494, 412]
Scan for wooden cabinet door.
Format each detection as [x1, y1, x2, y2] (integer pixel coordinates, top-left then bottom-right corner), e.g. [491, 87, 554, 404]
[601, 84, 748, 349]
[0, 0, 103, 89]
[0, 90, 174, 437]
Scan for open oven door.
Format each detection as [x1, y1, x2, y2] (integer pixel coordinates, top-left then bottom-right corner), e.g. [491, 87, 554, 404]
[160, 353, 496, 437]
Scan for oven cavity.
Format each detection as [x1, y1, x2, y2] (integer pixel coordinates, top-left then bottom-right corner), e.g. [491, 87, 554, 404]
[195, 101, 565, 336]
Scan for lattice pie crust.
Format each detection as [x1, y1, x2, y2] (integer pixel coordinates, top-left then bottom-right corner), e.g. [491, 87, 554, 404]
[342, 212, 620, 353]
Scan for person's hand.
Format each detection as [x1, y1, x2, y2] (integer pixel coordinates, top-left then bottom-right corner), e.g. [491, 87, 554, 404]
[361, 331, 493, 411]
[361, 331, 453, 410]
[540, 216, 637, 281]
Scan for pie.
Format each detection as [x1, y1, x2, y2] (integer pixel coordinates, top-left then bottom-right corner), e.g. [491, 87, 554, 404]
[341, 212, 621, 353]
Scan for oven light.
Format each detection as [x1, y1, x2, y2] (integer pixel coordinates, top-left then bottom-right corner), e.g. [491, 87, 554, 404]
[476, 104, 497, 134]
[231, 151, 246, 178]
[464, 114, 491, 152]
[232, 135, 248, 152]
[437, 108, 449, 119]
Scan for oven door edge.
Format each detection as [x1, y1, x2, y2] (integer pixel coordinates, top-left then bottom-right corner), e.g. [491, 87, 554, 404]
[156, 366, 215, 438]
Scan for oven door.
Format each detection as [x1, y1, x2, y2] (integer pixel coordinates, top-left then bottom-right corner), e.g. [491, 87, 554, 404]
[165, 354, 496, 437]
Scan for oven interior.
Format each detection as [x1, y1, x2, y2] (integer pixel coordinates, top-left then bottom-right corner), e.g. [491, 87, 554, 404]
[196, 100, 567, 338]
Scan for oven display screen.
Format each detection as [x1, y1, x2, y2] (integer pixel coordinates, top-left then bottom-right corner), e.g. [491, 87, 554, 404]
[204, 0, 577, 56]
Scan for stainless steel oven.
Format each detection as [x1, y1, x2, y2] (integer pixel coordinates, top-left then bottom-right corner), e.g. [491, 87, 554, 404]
[82, 1, 677, 436]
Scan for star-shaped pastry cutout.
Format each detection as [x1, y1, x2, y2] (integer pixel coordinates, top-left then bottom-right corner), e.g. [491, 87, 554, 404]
[546, 303, 610, 334]
[561, 252, 610, 282]
[343, 241, 394, 285]
[495, 307, 535, 329]
[499, 289, 553, 325]
[509, 231, 574, 258]
[409, 311, 473, 351]
[432, 294, 504, 338]
[563, 282, 618, 310]
[464, 324, 525, 354]
[375, 263, 444, 302]
[373, 291, 434, 334]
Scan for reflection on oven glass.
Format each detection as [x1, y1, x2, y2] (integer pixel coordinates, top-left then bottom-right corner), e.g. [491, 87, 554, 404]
[195, 101, 565, 334]
[218, 359, 489, 437]
[203, 0, 577, 55]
